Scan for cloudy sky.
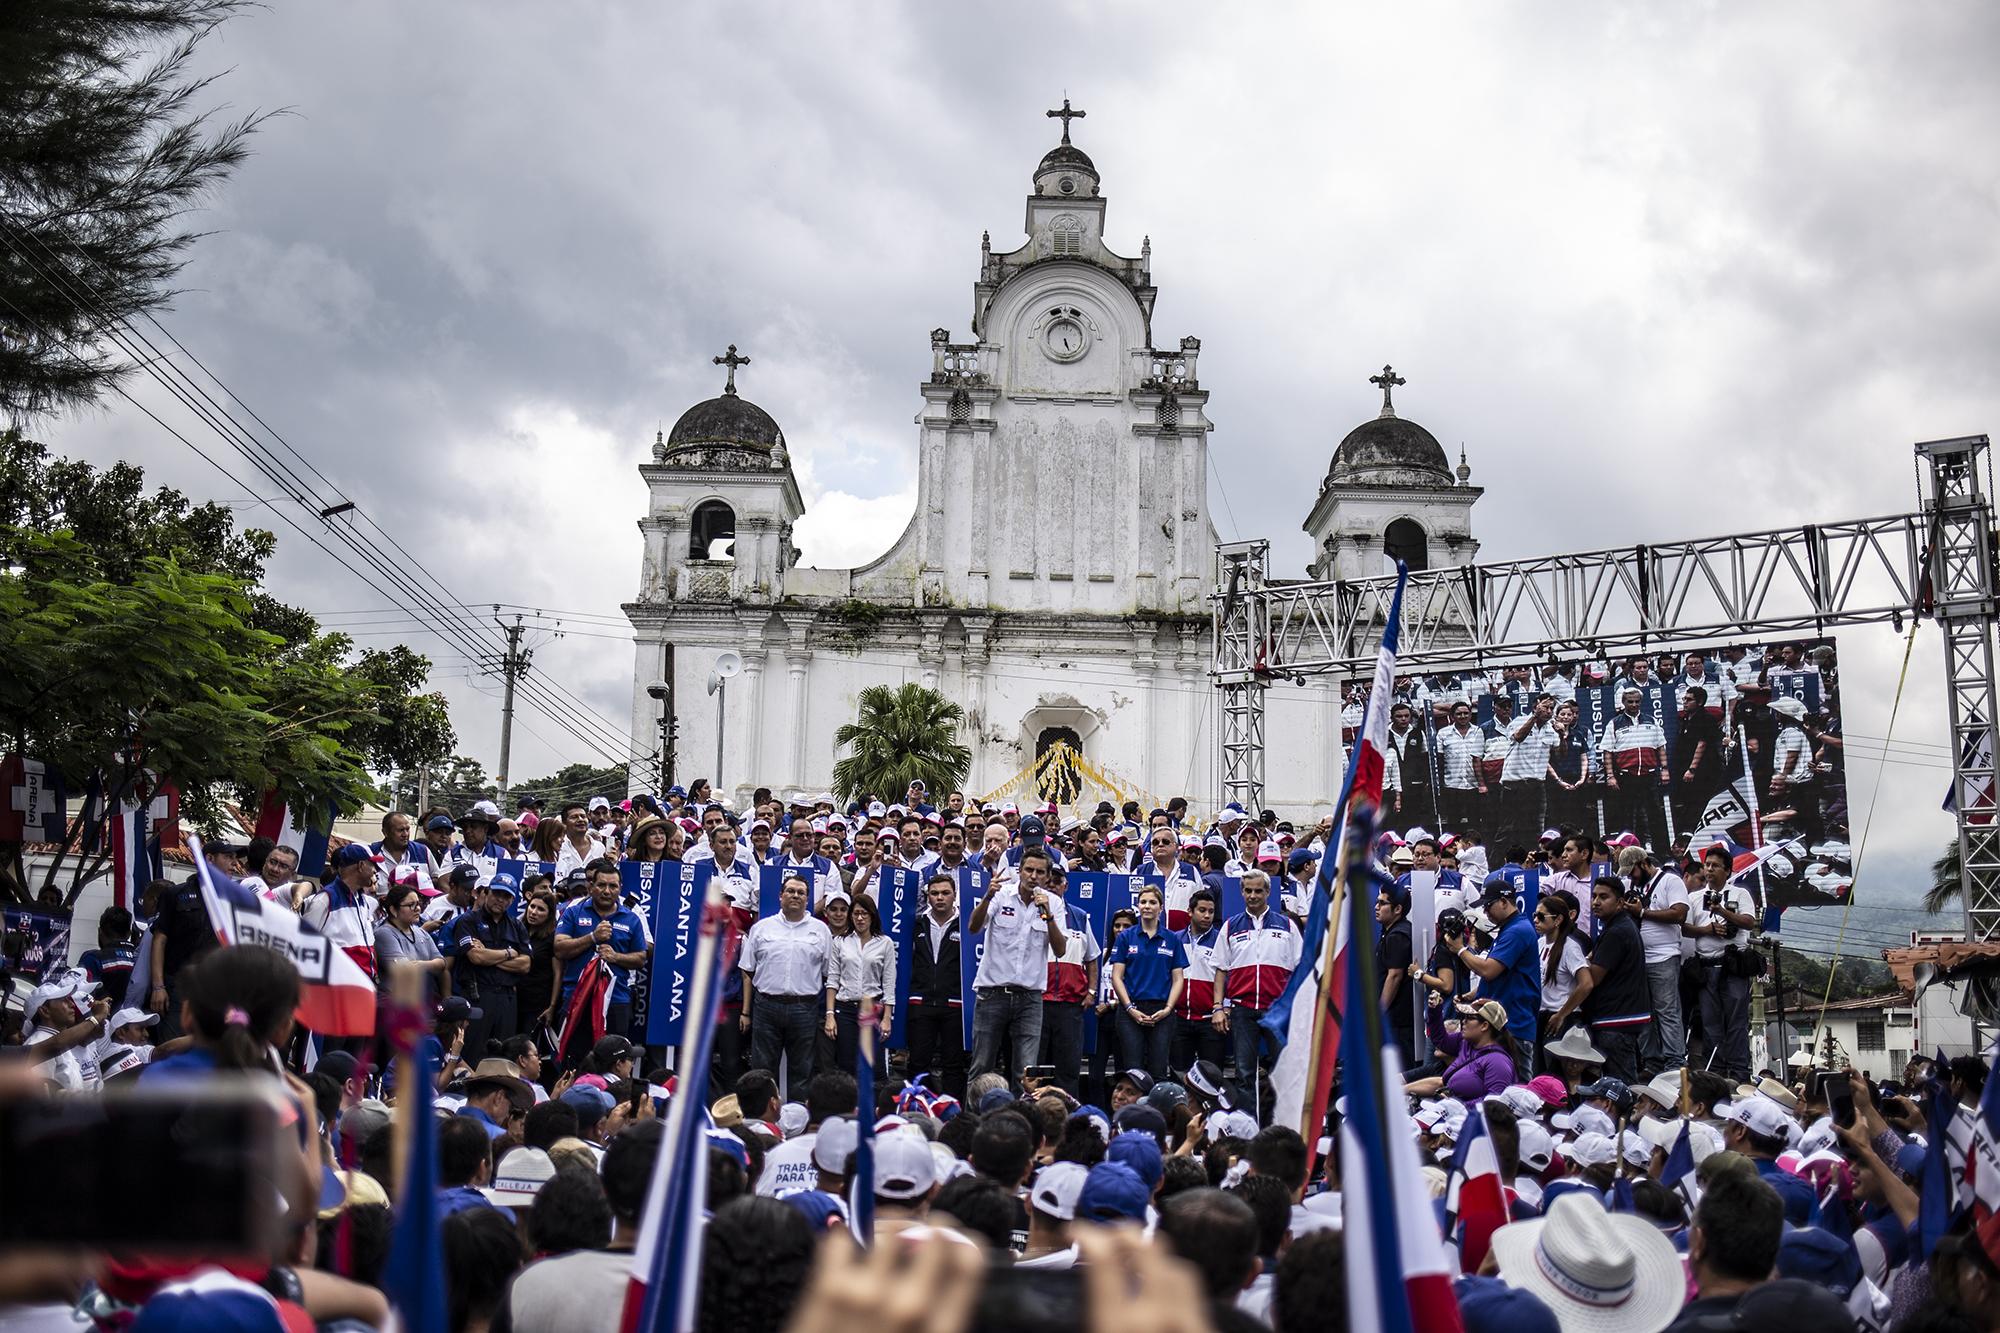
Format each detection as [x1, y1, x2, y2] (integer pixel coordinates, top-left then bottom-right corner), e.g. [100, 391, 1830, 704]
[41, 2, 2000, 948]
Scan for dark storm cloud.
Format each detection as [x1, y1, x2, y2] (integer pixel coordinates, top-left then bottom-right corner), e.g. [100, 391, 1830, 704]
[40, 3, 1996, 898]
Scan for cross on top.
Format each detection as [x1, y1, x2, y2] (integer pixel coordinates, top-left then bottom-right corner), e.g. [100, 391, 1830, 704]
[1370, 364, 1406, 417]
[714, 344, 750, 396]
[1046, 98, 1086, 145]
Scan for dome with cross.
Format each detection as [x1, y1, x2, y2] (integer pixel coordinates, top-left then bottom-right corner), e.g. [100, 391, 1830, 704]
[665, 344, 786, 455]
[1034, 98, 1100, 197]
[1324, 365, 1452, 489]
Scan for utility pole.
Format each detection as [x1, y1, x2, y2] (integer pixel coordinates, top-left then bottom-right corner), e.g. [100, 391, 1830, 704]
[493, 611, 533, 797]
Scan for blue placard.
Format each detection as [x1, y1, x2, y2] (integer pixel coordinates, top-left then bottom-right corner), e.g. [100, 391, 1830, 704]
[640, 859, 711, 1047]
[1767, 669, 1824, 712]
[493, 858, 557, 917]
[759, 864, 785, 920]
[1063, 872, 1114, 1049]
[876, 866, 921, 1049]
[957, 866, 989, 1050]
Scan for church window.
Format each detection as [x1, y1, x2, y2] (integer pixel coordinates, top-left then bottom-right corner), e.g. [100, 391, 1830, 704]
[1383, 517, 1428, 573]
[1051, 215, 1083, 256]
[1156, 394, 1180, 433]
[690, 500, 736, 561]
[948, 388, 971, 424]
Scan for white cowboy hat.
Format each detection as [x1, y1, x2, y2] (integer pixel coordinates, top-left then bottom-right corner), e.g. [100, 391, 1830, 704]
[1490, 1191, 1685, 1332]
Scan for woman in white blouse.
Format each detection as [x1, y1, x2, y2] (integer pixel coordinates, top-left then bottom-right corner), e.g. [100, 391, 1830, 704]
[826, 892, 894, 1070]
[1533, 889, 1592, 1075]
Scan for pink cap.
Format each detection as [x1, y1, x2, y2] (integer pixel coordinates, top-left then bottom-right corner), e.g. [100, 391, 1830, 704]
[1525, 1075, 1569, 1108]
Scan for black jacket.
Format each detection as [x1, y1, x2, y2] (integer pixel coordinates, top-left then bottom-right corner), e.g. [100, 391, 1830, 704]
[910, 915, 961, 1006]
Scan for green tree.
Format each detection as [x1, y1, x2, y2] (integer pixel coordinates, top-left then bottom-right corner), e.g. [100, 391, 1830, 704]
[392, 755, 497, 817]
[0, 0, 269, 416]
[510, 763, 630, 812]
[1927, 838, 1961, 915]
[0, 447, 455, 902]
[830, 684, 970, 804]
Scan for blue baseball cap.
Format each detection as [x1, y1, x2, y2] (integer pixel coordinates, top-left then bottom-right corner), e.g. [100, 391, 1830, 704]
[1776, 1226, 1863, 1298]
[1287, 847, 1318, 873]
[1076, 1161, 1151, 1223]
[1019, 814, 1046, 838]
[1452, 1276, 1559, 1333]
[775, 1187, 847, 1231]
[426, 815, 456, 832]
[486, 873, 519, 898]
[1106, 1129, 1163, 1190]
[331, 844, 373, 870]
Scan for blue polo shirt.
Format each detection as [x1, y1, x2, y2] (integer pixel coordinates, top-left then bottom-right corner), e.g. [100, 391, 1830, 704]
[1107, 924, 1189, 1003]
[1479, 910, 1541, 1050]
[556, 901, 651, 1003]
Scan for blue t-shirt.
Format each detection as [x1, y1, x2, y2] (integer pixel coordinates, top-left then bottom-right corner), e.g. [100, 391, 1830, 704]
[1480, 912, 1541, 1049]
[555, 901, 651, 1003]
[1108, 924, 1189, 1003]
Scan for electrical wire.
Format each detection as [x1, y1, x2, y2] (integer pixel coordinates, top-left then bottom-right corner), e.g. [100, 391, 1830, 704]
[1, 219, 649, 778]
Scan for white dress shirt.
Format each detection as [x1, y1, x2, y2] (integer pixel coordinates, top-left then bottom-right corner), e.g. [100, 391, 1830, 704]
[740, 912, 834, 998]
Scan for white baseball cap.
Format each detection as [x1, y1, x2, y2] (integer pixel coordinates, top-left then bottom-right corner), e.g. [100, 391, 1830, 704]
[813, 1117, 858, 1174]
[1517, 1120, 1555, 1173]
[1256, 840, 1283, 863]
[1030, 1161, 1089, 1221]
[484, 1147, 556, 1206]
[24, 971, 95, 1024]
[875, 1132, 938, 1200]
[1566, 1131, 1617, 1167]
[107, 1007, 159, 1032]
[1720, 1095, 1795, 1141]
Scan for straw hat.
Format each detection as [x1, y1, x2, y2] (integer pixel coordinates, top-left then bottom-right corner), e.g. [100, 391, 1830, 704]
[1490, 1192, 1685, 1332]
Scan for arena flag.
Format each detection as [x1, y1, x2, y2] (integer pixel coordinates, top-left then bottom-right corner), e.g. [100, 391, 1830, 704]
[110, 778, 179, 911]
[623, 880, 731, 1333]
[1945, 723, 1996, 827]
[1263, 566, 1406, 1142]
[0, 755, 66, 842]
[253, 790, 337, 877]
[188, 833, 377, 1036]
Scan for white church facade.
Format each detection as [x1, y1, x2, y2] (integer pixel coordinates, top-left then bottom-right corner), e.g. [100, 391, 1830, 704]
[624, 107, 1480, 816]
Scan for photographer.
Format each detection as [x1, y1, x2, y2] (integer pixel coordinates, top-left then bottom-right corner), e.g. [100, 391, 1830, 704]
[1684, 846, 1761, 1082]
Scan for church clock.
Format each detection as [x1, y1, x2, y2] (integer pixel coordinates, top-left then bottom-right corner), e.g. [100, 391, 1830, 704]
[1043, 314, 1087, 362]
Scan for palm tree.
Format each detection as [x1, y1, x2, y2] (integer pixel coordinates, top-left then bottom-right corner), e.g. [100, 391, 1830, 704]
[831, 684, 971, 804]
[1927, 838, 1962, 915]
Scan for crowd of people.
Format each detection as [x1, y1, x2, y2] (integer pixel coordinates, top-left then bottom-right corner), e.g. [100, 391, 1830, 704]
[0, 759, 1989, 1333]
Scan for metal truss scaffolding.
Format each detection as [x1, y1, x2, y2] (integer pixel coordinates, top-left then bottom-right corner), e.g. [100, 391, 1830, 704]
[1213, 438, 2000, 946]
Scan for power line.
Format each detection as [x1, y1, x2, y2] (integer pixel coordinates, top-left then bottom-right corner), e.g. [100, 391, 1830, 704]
[1, 220, 649, 778]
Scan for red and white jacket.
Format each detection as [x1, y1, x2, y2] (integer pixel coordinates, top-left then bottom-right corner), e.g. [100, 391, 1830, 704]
[1042, 903, 1101, 1005]
[1141, 860, 1205, 932]
[1213, 909, 1302, 1010]
[1175, 924, 1221, 1021]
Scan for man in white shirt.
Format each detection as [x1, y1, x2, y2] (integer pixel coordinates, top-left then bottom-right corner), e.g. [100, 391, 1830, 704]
[1685, 845, 1761, 1082]
[1139, 827, 1204, 932]
[1619, 846, 1689, 1079]
[1499, 693, 1560, 852]
[774, 819, 840, 905]
[968, 847, 1066, 1087]
[1435, 700, 1487, 837]
[23, 972, 106, 1092]
[739, 874, 834, 1092]
[707, 823, 761, 917]
[552, 802, 608, 881]
[370, 811, 431, 892]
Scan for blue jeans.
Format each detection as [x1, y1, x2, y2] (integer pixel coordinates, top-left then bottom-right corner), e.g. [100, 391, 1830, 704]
[1229, 1006, 1276, 1110]
[1117, 1001, 1174, 1080]
[970, 986, 1043, 1089]
[749, 994, 819, 1098]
